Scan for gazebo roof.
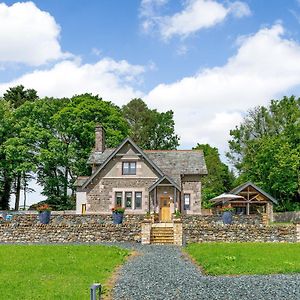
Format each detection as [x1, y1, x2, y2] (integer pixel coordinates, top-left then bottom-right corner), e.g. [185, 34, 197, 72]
[230, 181, 278, 204]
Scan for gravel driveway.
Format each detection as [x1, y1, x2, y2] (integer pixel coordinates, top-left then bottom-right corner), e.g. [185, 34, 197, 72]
[111, 243, 300, 300]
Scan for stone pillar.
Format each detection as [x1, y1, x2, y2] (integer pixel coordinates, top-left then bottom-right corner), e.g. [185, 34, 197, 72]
[173, 220, 183, 246]
[95, 125, 105, 153]
[141, 220, 152, 245]
[296, 224, 300, 242]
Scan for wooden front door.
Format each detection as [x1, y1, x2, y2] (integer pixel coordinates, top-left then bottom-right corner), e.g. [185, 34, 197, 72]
[160, 196, 171, 222]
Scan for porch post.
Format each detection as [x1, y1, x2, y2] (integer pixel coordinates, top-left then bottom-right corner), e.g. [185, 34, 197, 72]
[246, 202, 250, 215]
[154, 187, 157, 213]
[174, 188, 177, 210]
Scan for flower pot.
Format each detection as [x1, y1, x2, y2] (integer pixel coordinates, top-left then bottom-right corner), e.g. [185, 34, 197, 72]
[222, 211, 233, 224]
[112, 212, 124, 224]
[39, 211, 51, 224]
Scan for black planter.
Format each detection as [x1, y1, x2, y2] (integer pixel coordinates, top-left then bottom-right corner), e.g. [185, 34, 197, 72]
[112, 212, 124, 224]
[222, 211, 233, 224]
[39, 211, 51, 224]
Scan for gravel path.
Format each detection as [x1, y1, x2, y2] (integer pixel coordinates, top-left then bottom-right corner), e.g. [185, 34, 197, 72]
[111, 243, 300, 300]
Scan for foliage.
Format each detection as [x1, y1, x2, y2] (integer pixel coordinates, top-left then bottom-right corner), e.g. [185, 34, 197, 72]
[193, 144, 234, 208]
[221, 204, 234, 212]
[0, 245, 129, 299]
[0, 85, 39, 210]
[186, 243, 300, 275]
[227, 96, 300, 211]
[122, 98, 180, 149]
[174, 209, 181, 218]
[111, 207, 125, 214]
[3, 85, 38, 109]
[13, 94, 129, 210]
[36, 203, 52, 212]
[0, 101, 13, 209]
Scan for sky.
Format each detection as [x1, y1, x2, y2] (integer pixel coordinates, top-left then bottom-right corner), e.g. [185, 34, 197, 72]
[1, 0, 300, 205]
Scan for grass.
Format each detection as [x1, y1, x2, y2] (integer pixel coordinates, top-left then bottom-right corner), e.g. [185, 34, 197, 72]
[0, 244, 129, 299]
[269, 222, 294, 226]
[186, 243, 300, 276]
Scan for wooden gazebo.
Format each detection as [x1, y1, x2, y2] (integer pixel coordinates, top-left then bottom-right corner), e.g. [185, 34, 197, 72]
[229, 182, 277, 221]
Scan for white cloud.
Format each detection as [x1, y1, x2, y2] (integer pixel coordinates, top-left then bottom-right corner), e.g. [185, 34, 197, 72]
[0, 58, 144, 105]
[146, 24, 300, 153]
[140, 0, 251, 39]
[0, 1, 69, 65]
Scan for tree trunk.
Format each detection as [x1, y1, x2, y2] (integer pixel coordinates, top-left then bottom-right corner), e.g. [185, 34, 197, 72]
[14, 174, 21, 211]
[0, 171, 12, 210]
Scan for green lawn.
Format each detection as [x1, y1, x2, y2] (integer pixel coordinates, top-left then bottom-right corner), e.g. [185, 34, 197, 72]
[186, 243, 300, 275]
[0, 244, 129, 299]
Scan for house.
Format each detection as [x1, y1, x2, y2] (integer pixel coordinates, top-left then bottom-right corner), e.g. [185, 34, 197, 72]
[211, 181, 277, 221]
[75, 125, 208, 221]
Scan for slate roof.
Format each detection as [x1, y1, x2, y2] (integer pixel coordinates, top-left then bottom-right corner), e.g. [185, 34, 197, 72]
[86, 146, 207, 186]
[87, 148, 115, 165]
[145, 150, 207, 185]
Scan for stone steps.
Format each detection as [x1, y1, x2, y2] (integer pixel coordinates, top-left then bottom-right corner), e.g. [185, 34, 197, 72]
[150, 227, 174, 244]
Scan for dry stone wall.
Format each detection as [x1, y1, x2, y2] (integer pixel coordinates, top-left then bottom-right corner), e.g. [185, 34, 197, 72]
[0, 214, 143, 244]
[274, 211, 300, 223]
[0, 213, 299, 244]
[183, 215, 298, 243]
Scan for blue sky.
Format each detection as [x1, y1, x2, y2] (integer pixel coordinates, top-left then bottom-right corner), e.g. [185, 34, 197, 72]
[1, 0, 300, 152]
[2, 0, 300, 206]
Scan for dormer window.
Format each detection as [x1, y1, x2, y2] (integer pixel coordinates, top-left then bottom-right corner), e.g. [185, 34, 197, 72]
[122, 162, 136, 175]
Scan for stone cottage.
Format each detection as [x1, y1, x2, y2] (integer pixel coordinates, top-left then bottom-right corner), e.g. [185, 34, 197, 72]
[75, 125, 208, 221]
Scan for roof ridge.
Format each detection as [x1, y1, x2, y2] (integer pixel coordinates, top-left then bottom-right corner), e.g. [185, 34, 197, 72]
[144, 149, 201, 152]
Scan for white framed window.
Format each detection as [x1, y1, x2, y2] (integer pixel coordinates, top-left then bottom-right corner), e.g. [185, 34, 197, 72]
[125, 192, 133, 208]
[122, 162, 136, 175]
[184, 194, 190, 210]
[115, 192, 122, 207]
[135, 192, 142, 209]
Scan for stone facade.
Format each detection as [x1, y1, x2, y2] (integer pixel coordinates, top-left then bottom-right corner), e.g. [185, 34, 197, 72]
[86, 178, 156, 213]
[274, 211, 300, 223]
[181, 176, 201, 214]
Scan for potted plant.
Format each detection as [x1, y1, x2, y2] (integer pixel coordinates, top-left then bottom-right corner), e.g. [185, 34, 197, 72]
[37, 204, 52, 224]
[111, 207, 125, 224]
[173, 209, 181, 221]
[222, 204, 234, 224]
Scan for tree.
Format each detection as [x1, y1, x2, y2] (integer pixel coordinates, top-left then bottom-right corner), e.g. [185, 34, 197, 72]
[0, 101, 13, 209]
[122, 98, 180, 149]
[1, 86, 39, 210]
[3, 85, 38, 109]
[193, 144, 234, 207]
[16, 94, 129, 209]
[227, 96, 300, 211]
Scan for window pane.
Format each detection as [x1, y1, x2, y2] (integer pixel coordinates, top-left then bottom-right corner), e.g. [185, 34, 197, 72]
[184, 194, 190, 210]
[123, 162, 129, 174]
[135, 192, 142, 209]
[125, 192, 132, 208]
[129, 162, 136, 175]
[115, 192, 122, 207]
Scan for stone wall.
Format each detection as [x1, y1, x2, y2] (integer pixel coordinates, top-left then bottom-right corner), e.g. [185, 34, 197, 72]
[0, 214, 143, 244]
[183, 214, 264, 225]
[0, 213, 299, 244]
[274, 211, 300, 223]
[184, 223, 297, 243]
[183, 214, 298, 243]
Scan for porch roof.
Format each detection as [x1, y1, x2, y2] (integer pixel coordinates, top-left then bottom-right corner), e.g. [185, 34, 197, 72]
[149, 175, 181, 192]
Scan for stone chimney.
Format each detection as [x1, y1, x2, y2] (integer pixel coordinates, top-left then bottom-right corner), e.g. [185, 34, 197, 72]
[95, 125, 105, 153]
